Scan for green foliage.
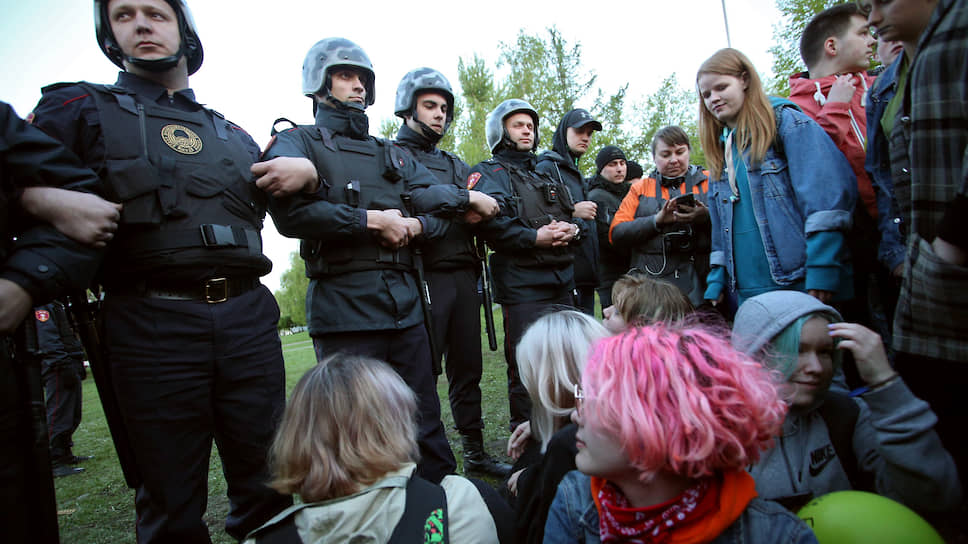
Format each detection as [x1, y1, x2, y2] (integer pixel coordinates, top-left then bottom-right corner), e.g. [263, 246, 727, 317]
[453, 54, 498, 167]
[496, 26, 599, 148]
[273, 251, 308, 329]
[768, 0, 843, 95]
[628, 74, 705, 173]
[378, 117, 397, 139]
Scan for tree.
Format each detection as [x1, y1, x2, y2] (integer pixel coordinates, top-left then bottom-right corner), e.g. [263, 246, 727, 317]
[496, 26, 599, 148]
[768, 0, 841, 95]
[453, 53, 498, 167]
[273, 251, 309, 329]
[628, 74, 705, 173]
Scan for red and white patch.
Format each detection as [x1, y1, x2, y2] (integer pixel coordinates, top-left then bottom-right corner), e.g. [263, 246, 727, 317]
[466, 172, 482, 190]
[35, 310, 50, 322]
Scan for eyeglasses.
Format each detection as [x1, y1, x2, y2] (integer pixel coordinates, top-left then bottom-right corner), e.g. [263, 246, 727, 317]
[573, 382, 585, 417]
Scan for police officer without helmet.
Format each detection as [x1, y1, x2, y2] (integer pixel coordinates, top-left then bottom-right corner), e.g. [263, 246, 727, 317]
[587, 145, 632, 309]
[30, 1, 296, 540]
[609, 126, 712, 306]
[537, 109, 603, 316]
[392, 68, 509, 478]
[259, 38, 479, 485]
[468, 99, 584, 431]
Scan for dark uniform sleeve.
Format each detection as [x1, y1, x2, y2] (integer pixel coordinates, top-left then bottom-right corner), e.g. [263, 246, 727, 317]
[262, 129, 369, 240]
[402, 147, 470, 216]
[29, 85, 106, 174]
[0, 101, 104, 304]
[467, 162, 539, 251]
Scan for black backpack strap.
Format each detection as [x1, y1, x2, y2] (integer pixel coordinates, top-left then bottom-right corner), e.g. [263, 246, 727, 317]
[388, 474, 449, 544]
[251, 509, 302, 544]
[819, 392, 876, 492]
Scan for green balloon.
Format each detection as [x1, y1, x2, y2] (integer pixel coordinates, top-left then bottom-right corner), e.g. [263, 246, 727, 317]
[797, 491, 943, 543]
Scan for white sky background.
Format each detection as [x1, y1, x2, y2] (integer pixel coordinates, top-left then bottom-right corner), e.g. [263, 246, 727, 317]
[0, 0, 782, 292]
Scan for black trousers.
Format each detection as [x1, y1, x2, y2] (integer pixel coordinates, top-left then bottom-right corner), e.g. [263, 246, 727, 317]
[574, 286, 596, 317]
[42, 357, 84, 461]
[103, 286, 292, 543]
[501, 293, 575, 430]
[313, 324, 458, 484]
[429, 267, 484, 435]
[0, 338, 59, 544]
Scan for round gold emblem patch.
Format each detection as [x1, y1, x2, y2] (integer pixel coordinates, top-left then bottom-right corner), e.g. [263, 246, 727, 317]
[161, 124, 203, 155]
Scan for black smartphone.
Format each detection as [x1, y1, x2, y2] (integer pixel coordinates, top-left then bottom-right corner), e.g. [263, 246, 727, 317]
[672, 193, 696, 209]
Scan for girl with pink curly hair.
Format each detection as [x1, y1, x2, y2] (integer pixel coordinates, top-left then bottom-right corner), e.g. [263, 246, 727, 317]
[544, 325, 817, 543]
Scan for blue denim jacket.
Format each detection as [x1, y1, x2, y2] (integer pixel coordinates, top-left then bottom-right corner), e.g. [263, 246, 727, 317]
[543, 471, 818, 544]
[864, 59, 907, 272]
[707, 102, 856, 294]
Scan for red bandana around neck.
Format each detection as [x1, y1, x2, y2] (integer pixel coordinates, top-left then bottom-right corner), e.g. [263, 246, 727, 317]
[591, 471, 756, 544]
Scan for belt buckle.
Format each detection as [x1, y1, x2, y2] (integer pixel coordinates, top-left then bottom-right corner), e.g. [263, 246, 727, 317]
[205, 277, 228, 304]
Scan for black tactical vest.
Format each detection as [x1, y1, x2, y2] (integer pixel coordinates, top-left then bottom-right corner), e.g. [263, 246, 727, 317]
[406, 147, 476, 270]
[77, 83, 268, 282]
[293, 126, 416, 276]
[502, 159, 575, 267]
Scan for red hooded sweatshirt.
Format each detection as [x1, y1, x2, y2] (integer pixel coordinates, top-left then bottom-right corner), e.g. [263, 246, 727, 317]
[788, 71, 878, 219]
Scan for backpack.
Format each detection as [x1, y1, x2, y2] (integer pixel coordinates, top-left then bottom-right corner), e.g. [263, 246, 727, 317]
[252, 474, 449, 544]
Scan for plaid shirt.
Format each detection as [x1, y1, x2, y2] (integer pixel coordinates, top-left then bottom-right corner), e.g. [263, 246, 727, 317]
[889, 0, 968, 360]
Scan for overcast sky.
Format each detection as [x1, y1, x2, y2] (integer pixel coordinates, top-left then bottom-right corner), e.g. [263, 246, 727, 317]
[1, 0, 782, 292]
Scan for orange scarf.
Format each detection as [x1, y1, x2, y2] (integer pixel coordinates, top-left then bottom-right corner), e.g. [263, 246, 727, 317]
[591, 470, 757, 544]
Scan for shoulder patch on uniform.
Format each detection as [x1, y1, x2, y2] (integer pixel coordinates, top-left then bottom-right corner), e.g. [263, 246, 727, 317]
[466, 172, 482, 189]
[24, 112, 35, 124]
[35, 310, 50, 322]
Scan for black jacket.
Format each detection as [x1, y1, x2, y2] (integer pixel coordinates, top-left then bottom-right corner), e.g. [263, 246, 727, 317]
[469, 149, 584, 304]
[536, 114, 599, 289]
[587, 175, 631, 286]
[1, 101, 103, 304]
[395, 124, 476, 270]
[265, 106, 463, 334]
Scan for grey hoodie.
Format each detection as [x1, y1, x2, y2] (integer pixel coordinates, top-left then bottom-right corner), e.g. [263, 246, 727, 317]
[734, 291, 962, 512]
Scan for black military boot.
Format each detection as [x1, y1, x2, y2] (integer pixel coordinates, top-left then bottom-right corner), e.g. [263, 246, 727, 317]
[461, 431, 512, 478]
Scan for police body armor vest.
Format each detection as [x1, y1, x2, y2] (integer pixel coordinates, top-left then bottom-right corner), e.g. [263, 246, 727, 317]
[295, 126, 415, 276]
[77, 83, 267, 280]
[410, 147, 476, 270]
[501, 159, 574, 268]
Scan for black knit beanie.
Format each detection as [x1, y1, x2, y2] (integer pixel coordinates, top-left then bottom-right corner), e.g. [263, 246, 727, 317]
[596, 145, 627, 174]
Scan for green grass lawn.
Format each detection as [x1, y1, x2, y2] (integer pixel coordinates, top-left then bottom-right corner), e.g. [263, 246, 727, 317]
[54, 309, 512, 542]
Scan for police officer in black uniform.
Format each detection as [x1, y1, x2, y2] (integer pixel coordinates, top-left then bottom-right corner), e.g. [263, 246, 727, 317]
[31, 300, 91, 478]
[1, 100, 110, 544]
[29, 1, 294, 541]
[537, 109, 603, 316]
[392, 68, 510, 478]
[468, 99, 584, 431]
[261, 39, 471, 484]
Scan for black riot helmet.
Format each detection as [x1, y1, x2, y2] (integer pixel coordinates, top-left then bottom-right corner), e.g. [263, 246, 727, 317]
[485, 99, 540, 153]
[94, 0, 204, 75]
[394, 68, 455, 140]
[302, 37, 376, 109]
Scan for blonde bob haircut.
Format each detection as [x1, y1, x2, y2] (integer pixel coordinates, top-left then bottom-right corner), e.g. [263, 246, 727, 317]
[696, 48, 776, 177]
[612, 274, 693, 327]
[516, 310, 609, 452]
[267, 354, 419, 502]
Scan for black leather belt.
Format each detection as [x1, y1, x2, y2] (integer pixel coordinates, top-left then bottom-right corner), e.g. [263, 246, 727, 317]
[113, 277, 260, 303]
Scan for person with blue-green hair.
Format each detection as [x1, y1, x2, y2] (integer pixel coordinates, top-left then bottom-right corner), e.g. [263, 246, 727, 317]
[732, 290, 961, 515]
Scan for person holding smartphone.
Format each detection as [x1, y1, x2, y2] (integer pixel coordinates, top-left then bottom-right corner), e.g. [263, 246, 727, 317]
[609, 126, 712, 306]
